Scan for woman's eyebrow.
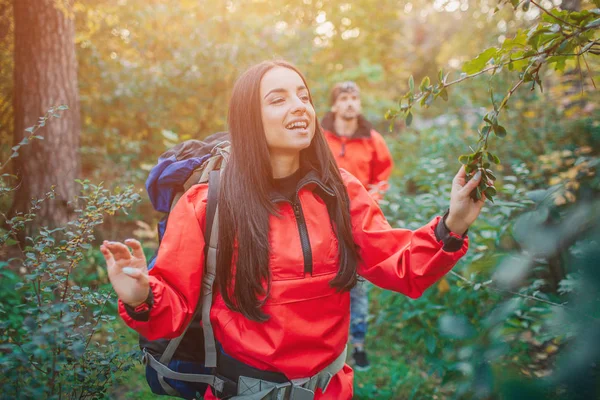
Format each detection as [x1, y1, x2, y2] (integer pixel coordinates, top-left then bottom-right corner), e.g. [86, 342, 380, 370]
[264, 85, 307, 99]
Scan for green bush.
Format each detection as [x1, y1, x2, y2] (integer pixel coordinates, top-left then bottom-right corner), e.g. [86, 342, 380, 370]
[0, 113, 142, 399]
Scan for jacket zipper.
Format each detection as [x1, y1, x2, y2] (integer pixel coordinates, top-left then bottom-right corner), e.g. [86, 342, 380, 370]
[292, 199, 313, 275]
[340, 140, 346, 157]
[270, 176, 333, 276]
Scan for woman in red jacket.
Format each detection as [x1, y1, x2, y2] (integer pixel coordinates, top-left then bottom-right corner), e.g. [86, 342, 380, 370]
[101, 60, 485, 399]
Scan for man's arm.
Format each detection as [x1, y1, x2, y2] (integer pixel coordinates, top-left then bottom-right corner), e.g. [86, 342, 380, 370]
[368, 130, 394, 201]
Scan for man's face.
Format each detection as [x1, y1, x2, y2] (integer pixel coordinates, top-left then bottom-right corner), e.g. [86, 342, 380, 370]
[331, 90, 362, 121]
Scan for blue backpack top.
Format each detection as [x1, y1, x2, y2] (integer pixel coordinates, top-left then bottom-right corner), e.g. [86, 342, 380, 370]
[145, 131, 229, 269]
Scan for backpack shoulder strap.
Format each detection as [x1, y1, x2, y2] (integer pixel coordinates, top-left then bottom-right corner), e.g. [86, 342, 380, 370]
[156, 171, 220, 367]
[153, 172, 221, 395]
[204, 170, 220, 248]
[201, 169, 220, 368]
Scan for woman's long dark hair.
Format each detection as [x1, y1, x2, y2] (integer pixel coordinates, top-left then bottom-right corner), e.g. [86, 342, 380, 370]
[217, 60, 360, 322]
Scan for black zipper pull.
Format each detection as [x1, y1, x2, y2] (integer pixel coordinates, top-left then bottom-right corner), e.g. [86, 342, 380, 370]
[292, 202, 300, 218]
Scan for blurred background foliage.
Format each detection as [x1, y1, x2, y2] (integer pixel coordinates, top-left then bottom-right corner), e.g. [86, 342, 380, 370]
[0, 0, 599, 399]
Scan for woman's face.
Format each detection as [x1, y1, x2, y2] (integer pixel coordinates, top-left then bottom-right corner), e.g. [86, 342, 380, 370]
[260, 67, 316, 155]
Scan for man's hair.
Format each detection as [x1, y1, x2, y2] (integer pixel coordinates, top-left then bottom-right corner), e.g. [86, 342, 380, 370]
[330, 81, 360, 105]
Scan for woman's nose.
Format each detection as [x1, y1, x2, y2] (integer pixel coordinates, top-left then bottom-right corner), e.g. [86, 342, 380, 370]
[291, 99, 307, 114]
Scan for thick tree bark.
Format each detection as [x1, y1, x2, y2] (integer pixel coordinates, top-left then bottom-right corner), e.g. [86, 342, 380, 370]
[11, 0, 80, 235]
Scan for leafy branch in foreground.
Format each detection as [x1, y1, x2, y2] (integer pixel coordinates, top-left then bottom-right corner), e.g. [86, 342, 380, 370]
[385, 3, 599, 202]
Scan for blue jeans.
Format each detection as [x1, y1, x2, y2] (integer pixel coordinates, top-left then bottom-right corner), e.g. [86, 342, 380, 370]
[350, 281, 369, 345]
[145, 359, 211, 399]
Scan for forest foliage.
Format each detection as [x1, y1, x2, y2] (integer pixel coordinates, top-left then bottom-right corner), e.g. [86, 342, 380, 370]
[0, 0, 598, 398]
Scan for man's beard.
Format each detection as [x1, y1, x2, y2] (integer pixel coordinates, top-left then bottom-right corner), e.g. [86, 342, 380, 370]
[341, 108, 357, 120]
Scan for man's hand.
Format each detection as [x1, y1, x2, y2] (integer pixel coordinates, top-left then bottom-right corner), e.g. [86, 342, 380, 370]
[446, 166, 486, 235]
[101, 239, 149, 307]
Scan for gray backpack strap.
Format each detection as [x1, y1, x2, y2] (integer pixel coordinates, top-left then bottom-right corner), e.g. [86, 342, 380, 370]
[229, 346, 348, 400]
[201, 169, 221, 368]
[151, 171, 221, 394]
[143, 350, 225, 393]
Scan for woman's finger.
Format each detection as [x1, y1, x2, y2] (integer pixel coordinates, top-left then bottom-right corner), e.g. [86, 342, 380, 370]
[104, 241, 132, 261]
[124, 238, 145, 260]
[100, 243, 115, 266]
[452, 165, 467, 187]
[459, 170, 482, 196]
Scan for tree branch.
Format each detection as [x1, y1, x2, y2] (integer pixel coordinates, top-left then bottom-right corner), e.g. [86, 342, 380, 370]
[581, 53, 597, 89]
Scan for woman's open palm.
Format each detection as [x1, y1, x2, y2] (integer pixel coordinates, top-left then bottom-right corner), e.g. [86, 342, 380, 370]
[101, 239, 149, 307]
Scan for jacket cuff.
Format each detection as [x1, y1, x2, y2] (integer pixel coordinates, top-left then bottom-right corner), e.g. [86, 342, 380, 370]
[122, 288, 154, 322]
[435, 210, 467, 252]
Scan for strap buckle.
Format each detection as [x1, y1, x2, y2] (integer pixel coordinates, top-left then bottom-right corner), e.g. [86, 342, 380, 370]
[141, 348, 149, 366]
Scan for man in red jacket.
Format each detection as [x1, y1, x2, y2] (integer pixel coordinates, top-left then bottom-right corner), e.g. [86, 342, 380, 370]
[321, 81, 394, 371]
[321, 81, 394, 203]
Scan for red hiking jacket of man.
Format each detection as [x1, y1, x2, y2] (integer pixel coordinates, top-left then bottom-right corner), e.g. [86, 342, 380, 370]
[119, 169, 468, 399]
[321, 112, 394, 202]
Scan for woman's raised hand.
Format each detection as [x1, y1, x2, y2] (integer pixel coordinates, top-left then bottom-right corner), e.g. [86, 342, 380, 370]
[445, 166, 487, 235]
[101, 239, 149, 307]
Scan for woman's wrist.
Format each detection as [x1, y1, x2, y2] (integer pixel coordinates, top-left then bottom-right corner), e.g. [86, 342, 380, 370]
[445, 214, 469, 236]
[123, 298, 146, 308]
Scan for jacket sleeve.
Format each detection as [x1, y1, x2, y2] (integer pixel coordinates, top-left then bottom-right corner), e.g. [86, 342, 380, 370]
[118, 184, 208, 340]
[367, 130, 394, 202]
[343, 170, 468, 298]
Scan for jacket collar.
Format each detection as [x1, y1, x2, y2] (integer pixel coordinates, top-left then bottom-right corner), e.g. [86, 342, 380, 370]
[320, 112, 373, 139]
[269, 167, 335, 203]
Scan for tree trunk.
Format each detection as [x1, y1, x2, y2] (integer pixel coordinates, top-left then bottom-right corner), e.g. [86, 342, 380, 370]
[11, 0, 80, 236]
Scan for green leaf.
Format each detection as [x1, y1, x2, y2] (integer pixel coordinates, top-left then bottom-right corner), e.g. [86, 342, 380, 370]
[438, 69, 444, 83]
[525, 189, 548, 204]
[459, 155, 469, 164]
[494, 125, 507, 138]
[24, 127, 35, 133]
[439, 315, 476, 339]
[420, 76, 430, 91]
[406, 111, 413, 127]
[408, 75, 414, 92]
[585, 18, 600, 29]
[501, 30, 528, 52]
[424, 93, 434, 107]
[425, 336, 437, 354]
[487, 152, 501, 164]
[484, 186, 497, 197]
[462, 47, 499, 75]
[581, 41, 596, 53]
[490, 88, 497, 111]
[440, 87, 448, 101]
[546, 55, 568, 72]
[522, 0, 530, 11]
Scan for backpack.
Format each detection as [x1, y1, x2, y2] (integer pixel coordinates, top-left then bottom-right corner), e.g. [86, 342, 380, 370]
[141, 131, 230, 398]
